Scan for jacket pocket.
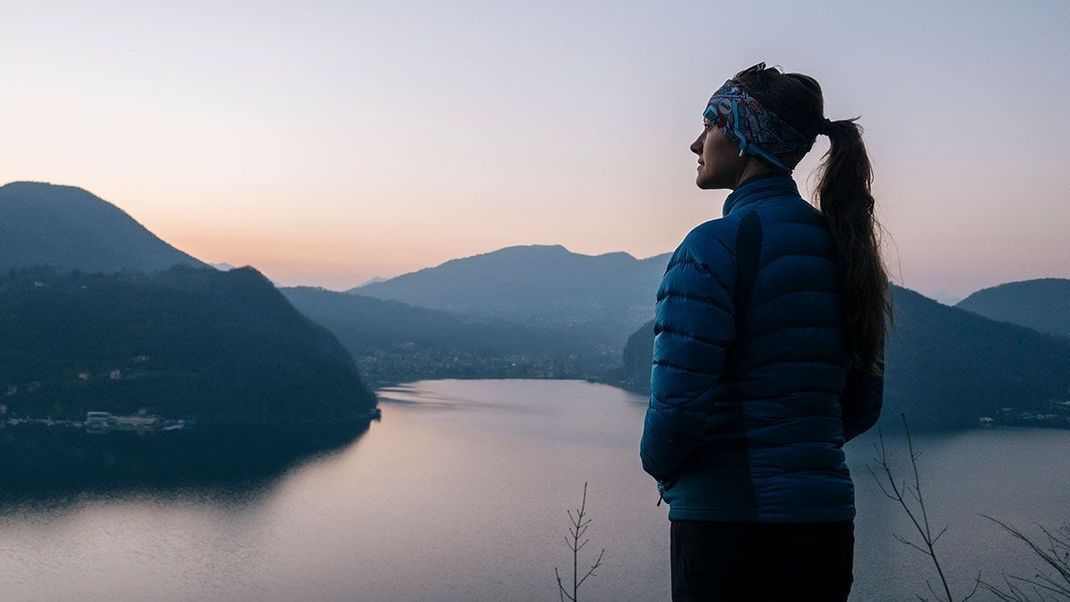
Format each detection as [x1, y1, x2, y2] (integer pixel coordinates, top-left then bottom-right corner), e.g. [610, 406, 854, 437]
[657, 474, 681, 506]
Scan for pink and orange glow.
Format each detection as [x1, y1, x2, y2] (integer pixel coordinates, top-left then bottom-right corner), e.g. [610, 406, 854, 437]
[2, 1, 1067, 303]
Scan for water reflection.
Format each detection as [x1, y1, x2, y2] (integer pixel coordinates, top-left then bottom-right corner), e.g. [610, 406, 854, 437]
[0, 423, 369, 505]
[1, 381, 1068, 601]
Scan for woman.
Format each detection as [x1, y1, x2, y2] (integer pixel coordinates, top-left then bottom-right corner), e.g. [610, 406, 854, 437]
[639, 62, 893, 601]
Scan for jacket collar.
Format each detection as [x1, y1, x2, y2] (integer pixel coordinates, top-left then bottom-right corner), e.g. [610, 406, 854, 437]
[722, 173, 800, 217]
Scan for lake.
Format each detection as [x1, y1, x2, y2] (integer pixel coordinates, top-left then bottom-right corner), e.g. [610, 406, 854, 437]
[2, 379, 1068, 600]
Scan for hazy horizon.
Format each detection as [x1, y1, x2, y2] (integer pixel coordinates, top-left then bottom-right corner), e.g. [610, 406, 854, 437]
[2, 0, 1067, 303]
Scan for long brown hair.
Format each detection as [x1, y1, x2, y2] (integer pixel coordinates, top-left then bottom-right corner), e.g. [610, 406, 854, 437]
[732, 64, 893, 376]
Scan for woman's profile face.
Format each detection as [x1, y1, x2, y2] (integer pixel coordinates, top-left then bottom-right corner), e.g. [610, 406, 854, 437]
[691, 116, 746, 190]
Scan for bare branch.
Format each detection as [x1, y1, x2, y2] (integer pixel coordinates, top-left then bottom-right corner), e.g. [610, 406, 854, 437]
[961, 570, 982, 601]
[932, 525, 949, 545]
[925, 577, 941, 601]
[867, 413, 957, 602]
[553, 481, 607, 601]
[576, 549, 606, 589]
[554, 567, 573, 602]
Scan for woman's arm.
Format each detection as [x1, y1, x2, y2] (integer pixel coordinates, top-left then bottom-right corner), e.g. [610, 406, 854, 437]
[640, 224, 737, 483]
[841, 340, 885, 443]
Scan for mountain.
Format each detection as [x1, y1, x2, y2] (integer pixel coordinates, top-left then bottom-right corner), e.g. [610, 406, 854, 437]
[352, 276, 385, 288]
[0, 181, 205, 273]
[956, 278, 1070, 338]
[347, 244, 671, 350]
[614, 284, 1070, 429]
[282, 286, 613, 385]
[211, 262, 237, 271]
[613, 322, 656, 392]
[0, 266, 377, 425]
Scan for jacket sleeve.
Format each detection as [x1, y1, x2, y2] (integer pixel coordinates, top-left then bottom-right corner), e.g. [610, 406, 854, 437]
[841, 335, 885, 443]
[640, 226, 736, 483]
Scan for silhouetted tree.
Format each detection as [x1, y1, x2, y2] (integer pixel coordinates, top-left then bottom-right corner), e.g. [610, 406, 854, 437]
[868, 413, 981, 601]
[977, 516, 1070, 600]
[554, 481, 605, 602]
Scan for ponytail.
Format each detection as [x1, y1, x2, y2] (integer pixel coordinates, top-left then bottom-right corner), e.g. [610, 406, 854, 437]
[732, 64, 894, 377]
[817, 118, 893, 376]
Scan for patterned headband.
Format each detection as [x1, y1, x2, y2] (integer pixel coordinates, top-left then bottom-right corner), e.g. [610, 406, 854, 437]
[703, 79, 811, 172]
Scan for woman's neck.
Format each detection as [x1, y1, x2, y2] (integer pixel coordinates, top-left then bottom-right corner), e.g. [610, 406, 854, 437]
[734, 163, 788, 189]
[736, 168, 787, 189]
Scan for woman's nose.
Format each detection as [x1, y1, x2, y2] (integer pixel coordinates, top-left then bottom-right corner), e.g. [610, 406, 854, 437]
[690, 135, 703, 155]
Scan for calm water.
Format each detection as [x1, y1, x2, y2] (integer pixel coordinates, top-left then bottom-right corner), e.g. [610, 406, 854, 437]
[2, 379, 1069, 601]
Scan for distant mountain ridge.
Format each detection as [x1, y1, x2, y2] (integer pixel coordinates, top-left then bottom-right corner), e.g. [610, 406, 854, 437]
[0, 181, 376, 425]
[0, 181, 205, 273]
[956, 278, 1070, 338]
[283, 286, 612, 385]
[353, 276, 385, 288]
[347, 244, 672, 350]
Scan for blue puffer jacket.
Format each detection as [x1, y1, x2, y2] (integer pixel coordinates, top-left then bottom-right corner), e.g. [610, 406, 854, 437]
[639, 174, 884, 523]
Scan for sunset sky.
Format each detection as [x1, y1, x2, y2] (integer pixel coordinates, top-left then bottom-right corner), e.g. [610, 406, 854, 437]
[1, 0, 1067, 303]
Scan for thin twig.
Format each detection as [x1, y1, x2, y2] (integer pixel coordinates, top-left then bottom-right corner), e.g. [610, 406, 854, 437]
[867, 413, 957, 601]
[979, 514, 1070, 599]
[554, 481, 607, 602]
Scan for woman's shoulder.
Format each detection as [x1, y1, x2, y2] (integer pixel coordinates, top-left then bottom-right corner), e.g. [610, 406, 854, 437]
[669, 221, 733, 275]
[675, 211, 751, 265]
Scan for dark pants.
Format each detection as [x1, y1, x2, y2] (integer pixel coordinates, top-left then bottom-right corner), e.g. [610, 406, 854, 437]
[670, 519, 854, 601]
